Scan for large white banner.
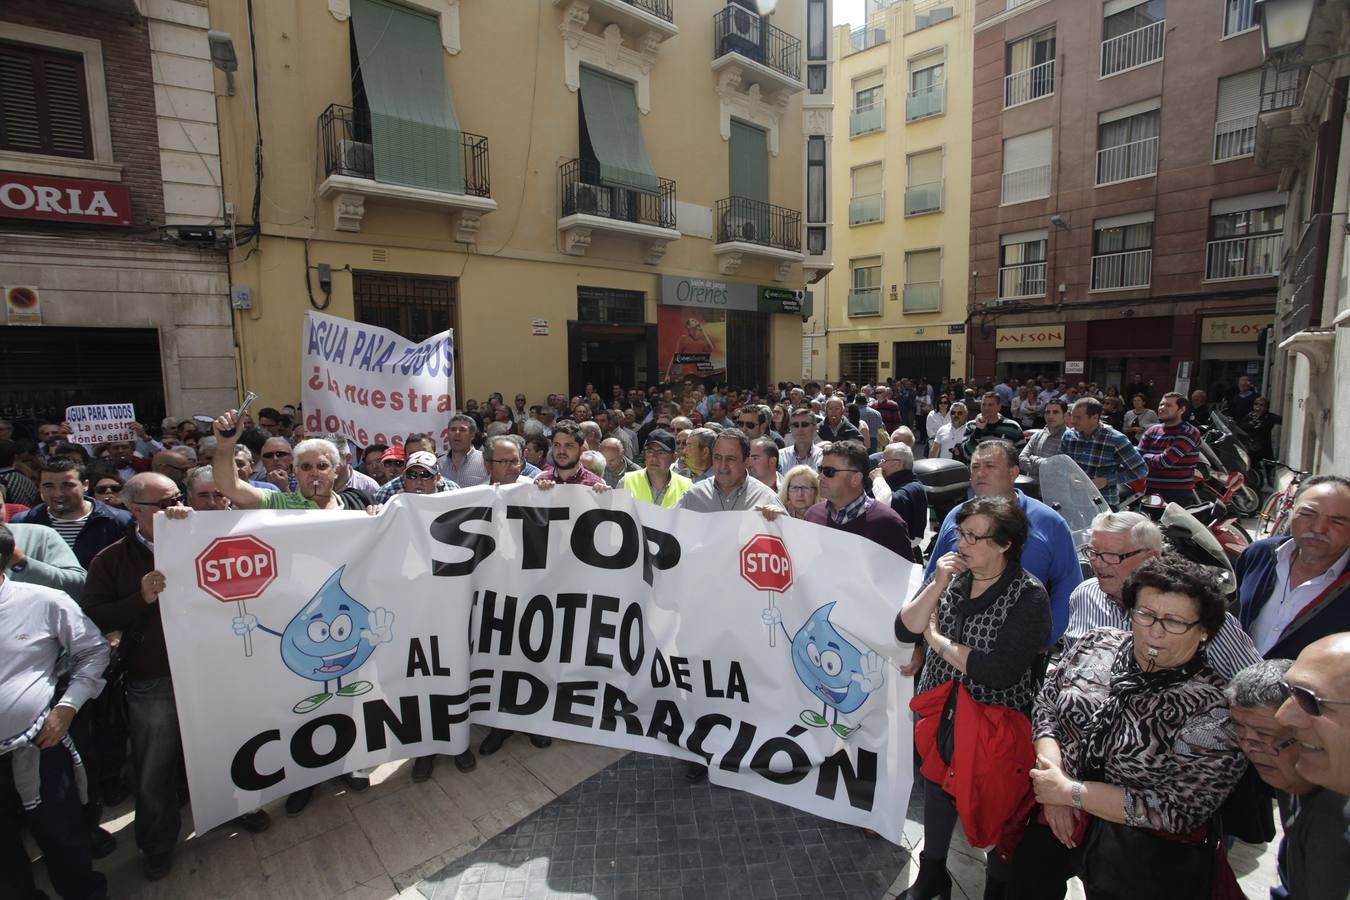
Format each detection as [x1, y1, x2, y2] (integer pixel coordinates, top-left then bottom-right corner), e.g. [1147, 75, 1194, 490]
[300, 310, 455, 453]
[157, 486, 920, 843]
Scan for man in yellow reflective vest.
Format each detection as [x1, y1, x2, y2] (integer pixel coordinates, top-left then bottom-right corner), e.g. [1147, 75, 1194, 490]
[621, 430, 691, 508]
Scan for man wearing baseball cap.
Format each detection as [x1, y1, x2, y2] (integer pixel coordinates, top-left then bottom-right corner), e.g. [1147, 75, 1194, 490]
[372, 450, 460, 503]
[621, 429, 691, 508]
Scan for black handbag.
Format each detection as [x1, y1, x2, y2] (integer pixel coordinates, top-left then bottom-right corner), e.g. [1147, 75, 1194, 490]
[1079, 818, 1217, 900]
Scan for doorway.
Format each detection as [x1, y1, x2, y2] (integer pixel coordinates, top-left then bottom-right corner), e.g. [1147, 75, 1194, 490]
[567, 322, 658, 397]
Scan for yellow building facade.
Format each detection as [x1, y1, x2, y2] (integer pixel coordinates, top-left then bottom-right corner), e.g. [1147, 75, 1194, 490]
[822, 0, 971, 386]
[208, 0, 820, 409]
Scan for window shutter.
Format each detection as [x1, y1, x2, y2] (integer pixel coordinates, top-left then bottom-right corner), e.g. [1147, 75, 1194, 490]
[1216, 70, 1261, 122]
[908, 148, 942, 185]
[907, 249, 941, 284]
[729, 119, 769, 203]
[851, 162, 882, 197]
[1002, 128, 1051, 173]
[0, 42, 92, 159]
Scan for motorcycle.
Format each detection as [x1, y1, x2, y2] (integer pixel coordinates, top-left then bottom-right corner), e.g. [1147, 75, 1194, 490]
[1118, 475, 1251, 597]
[1203, 411, 1262, 516]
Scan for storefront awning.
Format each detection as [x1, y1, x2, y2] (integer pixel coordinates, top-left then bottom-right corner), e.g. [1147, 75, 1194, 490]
[579, 67, 660, 194]
[350, 0, 464, 194]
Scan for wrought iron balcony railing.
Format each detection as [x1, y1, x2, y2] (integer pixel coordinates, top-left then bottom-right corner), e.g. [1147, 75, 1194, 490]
[1100, 19, 1165, 78]
[1096, 135, 1159, 185]
[998, 261, 1047, 299]
[713, 5, 801, 82]
[1205, 234, 1280, 280]
[715, 196, 801, 252]
[319, 103, 490, 197]
[1004, 59, 1054, 108]
[558, 159, 676, 230]
[1091, 248, 1152, 290]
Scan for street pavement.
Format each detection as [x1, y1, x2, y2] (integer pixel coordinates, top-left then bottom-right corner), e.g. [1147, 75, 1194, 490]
[36, 723, 1280, 899]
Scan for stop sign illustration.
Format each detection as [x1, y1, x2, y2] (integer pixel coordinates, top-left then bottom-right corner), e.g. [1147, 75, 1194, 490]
[740, 534, 793, 593]
[195, 535, 277, 603]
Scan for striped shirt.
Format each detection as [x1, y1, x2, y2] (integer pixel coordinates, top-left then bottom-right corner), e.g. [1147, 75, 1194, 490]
[1138, 421, 1203, 493]
[47, 513, 89, 551]
[1064, 577, 1261, 680]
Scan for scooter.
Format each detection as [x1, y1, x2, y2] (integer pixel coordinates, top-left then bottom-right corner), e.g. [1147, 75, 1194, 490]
[1118, 473, 1251, 595]
[1203, 411, 1261, 516]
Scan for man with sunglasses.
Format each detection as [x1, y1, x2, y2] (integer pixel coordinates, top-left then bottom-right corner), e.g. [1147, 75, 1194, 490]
[1272, 636, 1350, 899]
[778, 408, 824, 474]
[1064, 511, 1259, 677]
[805, 441, 912, 561]
[1238, 475, 1350, 660]
[257, 437, 297, 492]
[373, 451, 460, 503]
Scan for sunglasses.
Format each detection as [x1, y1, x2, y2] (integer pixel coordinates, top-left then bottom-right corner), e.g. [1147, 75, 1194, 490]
[405, 469, 436, 480]
[94, 484, 123, 494]
[790, 421, 815, 429]
[817, 466, 859, 478]
[132, 495, 183, 510]
[261, 451, 292, 459]
[1284, 682, 1350, 717]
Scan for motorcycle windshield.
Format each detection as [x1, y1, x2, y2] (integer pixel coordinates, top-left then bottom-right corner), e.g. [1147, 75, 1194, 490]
[1211, 410, 1253, 443]
[1161, 502, 1237, 595]
[1036, 455, 1112, 547]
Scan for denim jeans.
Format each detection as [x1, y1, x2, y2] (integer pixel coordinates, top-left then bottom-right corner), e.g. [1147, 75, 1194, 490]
[0, 744, 108, 899]
[126, 677, 183, 855]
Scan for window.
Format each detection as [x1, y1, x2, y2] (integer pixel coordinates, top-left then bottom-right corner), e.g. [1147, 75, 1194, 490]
[807, 226, 826, 255]
[354, 271, 458, 342]
[1206, 192, 1285, 280]
[1223, 0, 1258, 37]
[905, 148, 943, 216]
[904, 249, 942, 313]
[807, 136, 826, 224]
[807, 0, 828, 59]
[850, 72, 885, 137]
[907, 56, 945, 121]
[1101, 0, 1166, 78]
[577, 287, 645, 323]
[839, 343, 879, 384]
[1001, 128, 1052, 205]
[1215, 69, 1260, 162]
[999, 230, 1048, 299]
[0, 41, 91, 159]
[808, 64, 827, 94]
[849, 162, 883, 226]
[1091, 212, 1153, 290]
[910, 0, 955, 32]
[0, 24, 115, 181]
[1097, 99, 1160, 185]
[1005, 28, 1055, 108]
[849, 257, 882, 316]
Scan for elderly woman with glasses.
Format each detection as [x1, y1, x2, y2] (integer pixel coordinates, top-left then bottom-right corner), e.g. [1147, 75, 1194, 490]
[1004, 556, 1246, 900]
[778, 465, 819, 519]
[895, 496, 1049, 900]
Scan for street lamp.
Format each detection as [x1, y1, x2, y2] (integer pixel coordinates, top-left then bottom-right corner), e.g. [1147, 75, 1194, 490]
[1255, 0, 1316, 55]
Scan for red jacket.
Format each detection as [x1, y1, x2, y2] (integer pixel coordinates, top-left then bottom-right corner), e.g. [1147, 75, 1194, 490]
[912, 680, 1035, 848]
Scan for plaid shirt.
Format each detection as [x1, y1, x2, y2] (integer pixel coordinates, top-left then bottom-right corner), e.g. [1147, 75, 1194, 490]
[1060, 424, 1147, 505]
[827, 492, 873, 526]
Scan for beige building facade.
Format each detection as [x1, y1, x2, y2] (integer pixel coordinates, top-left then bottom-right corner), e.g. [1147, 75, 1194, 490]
[209, 0, 822, 410]
[815, 0, 971, 388]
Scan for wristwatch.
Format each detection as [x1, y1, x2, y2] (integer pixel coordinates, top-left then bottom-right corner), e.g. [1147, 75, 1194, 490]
[9, 561, 26, 573]
[1071, 781, 1084, 809]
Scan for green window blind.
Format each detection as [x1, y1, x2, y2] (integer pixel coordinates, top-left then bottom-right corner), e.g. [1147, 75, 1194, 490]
[578, 67, 659, 194]
[728, 119, 769, 203]
[350, 0, 463, 193]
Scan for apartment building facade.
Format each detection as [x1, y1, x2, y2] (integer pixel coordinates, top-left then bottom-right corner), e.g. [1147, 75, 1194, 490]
[209, 0, 823, 407]
[818, 0, 972, 387]
[0, 0, 236, 424]
[968, 0, 1280, 397]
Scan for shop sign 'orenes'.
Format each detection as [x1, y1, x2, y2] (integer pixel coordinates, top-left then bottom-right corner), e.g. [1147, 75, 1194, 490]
[0, 172, 133, 226]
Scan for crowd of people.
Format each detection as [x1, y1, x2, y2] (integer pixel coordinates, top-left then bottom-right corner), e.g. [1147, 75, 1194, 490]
[0, 371, 1344, 900]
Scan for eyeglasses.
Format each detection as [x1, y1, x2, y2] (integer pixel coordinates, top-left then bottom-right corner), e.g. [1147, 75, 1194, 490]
[383, 460, 405, 469]
[956, 528, 996, 545]
[737, 420, 759, 429]
[1234, 725, 1299, 756]
[1283, 682, 1350, 717]
[94, 484, 122, 494]
[817, 466, 860, 478]
[405, 469, 436, 480]
[1079, 546, 1150, 566]
[790, 421, 815, 430]
[787, 485, 816, 494]
[1130, 608, 1201, 634]
[132, 495, 183, 510]
[261, 451, 291, 459]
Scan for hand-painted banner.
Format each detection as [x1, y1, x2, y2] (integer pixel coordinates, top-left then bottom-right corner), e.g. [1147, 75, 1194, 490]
[156, 486, 920, 841]
[300, 310, 455, 453]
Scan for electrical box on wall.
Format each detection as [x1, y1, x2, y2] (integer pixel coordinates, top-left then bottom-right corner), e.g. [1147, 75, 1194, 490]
[230, 286, 252, 309]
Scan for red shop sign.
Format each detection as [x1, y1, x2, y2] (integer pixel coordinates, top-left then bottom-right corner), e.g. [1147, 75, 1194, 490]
[0, 172, 132, 226]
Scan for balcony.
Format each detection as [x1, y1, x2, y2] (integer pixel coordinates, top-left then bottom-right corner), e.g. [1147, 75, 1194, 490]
[903, 282, 942, 313]
[906, 81, 946, 121]
[850, 100, 885, 137]
[1214, 115, 1257, 162]
[557, 159, 680, 264]
[1001, 164, 1051, 205]
[1205, 234, 1280, 281]
[1096, 135, 1159, 185]
[554, 0, 679, 41]
[998, 261, 1047, 299]
[848, 25, 886, 54]
[317, 104, 496, 243]
[848, 193, 883, 226]
[1100, 19, 1165, 78]
[1004, 59, 1055, 108]
[910, 0, 955, 31]
[712, 4, 802, 95]
[1090, 248, 1152, 291]
[848, 287, 881, 316]
[712, 195, 803, 281]
[905, 181, 942, 216]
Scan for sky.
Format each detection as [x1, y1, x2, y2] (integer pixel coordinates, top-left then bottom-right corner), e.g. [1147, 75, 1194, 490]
[834, 0, 866, 28]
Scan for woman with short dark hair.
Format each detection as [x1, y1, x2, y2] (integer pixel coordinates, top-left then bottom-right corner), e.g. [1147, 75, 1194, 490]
[896, 496, 1050, 900]
[1008, 556, 1245, 899]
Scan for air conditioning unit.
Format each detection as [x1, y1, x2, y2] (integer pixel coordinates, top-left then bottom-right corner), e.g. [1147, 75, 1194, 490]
[336, 139, 373, 176]
[720, 2, 763, 61]
[724, 215, 759, 243]
[988, 298, 1014, 308]
[571, 181, 611, 217]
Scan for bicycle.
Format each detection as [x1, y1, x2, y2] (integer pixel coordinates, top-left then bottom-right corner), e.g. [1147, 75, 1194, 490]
[1257, 462, 1310, 538]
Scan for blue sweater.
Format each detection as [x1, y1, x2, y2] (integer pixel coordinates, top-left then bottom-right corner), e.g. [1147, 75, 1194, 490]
[923, 490, 1082, 647]
[1235, 536, 1350, 660]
